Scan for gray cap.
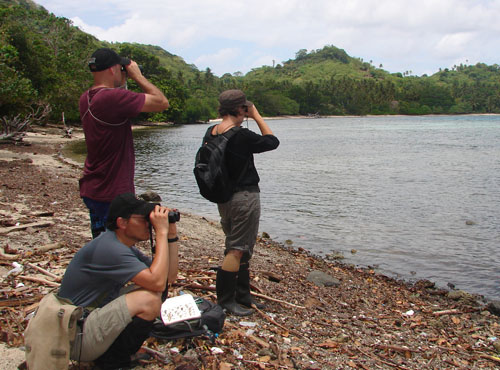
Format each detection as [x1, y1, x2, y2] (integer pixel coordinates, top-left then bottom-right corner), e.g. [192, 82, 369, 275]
[218, 89, 253, 110]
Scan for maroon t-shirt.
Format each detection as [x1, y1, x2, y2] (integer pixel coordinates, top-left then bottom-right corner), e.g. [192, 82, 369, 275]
[79, 87, 145, 202]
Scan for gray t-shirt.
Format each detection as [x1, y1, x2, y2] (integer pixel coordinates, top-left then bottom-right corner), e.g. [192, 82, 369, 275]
[59, 230, 151, 307]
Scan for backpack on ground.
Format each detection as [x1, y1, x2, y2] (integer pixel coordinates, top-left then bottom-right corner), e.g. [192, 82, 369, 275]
[151, 296, 226, 340]
[24, 293, 83, 370]
[193, 125, 242, 203]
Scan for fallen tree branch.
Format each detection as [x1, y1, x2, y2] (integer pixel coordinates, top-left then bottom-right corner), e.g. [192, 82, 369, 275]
[435, 345, 476, 358]
[0, 221, 54, 235]
[253, 305, 311, 343]
[175, 282, 305, 309]
[433, 308, 479, 316]
[174, 282, 215, 291]
[241, 359, 290, 368]
[0, 286, 29, 294]
[374, 343, 421, 353]
[253, 307, 290, 333]
[24, 301, 41, 314]
[251, 291, 305, 309]
[18, 275, 60, 287]
[247, 334, 270, 348]
[184, 276, 213, 281]
[257, 270, 282, 282]
[0, 296, 41, 308]
[26, 262, 61, 282]
[0, 248, 18, 260]
[433, 309, 462, 316]
[444, 358, 461, 367]
[34, 241, 65, 253]
[31, 211, 54, 217]
[480, 354, 500, 364]
[357, 346, 410, 370]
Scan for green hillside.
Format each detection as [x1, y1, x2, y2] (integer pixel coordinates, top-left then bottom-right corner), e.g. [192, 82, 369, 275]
[2, 0, 500, 126]
[136, 44, 200, 80]
[0, 0, 203, 123]
[243, 46, 500, 116]
[1, 0, 100, 122]
[246, 46, 392, 83]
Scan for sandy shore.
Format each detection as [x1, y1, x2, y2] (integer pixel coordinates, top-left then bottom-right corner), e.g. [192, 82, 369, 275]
[0, 128, 499, 369]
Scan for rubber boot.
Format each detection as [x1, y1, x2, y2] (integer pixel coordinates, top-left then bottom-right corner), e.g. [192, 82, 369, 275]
[236, 263, 265, 309]
[93, 316, 154, 370]
[216, 268, 254, 316]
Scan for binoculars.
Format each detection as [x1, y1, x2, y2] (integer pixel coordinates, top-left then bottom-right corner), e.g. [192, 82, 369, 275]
[168, 210, 180, 224]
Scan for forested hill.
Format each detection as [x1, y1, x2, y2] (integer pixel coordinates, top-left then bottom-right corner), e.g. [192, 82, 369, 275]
[244, 46, 500, 116]
[0, 0, 198, 124]
[2, 0, 500, 125]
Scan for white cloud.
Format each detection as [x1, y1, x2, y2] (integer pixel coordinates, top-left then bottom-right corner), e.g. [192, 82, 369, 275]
[251, 55, 280, 69]
[434, 33, 476, 59]
[36, 0, 500, 76]
[71, 17, 104, 38]
[194, 48, 242, 75]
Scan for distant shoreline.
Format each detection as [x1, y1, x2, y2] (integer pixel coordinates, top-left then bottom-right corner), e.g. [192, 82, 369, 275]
[68, 112, 500, 128]
[199, 112, 500, 124]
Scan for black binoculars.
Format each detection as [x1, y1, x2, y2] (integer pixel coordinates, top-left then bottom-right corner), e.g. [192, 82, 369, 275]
[146, 209, 180, 224]
[168, 210, 180, 223]
[121, 64, 144, 73]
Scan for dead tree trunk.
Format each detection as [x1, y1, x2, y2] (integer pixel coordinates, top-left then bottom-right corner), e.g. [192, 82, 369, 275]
[0, 103, 51, 144]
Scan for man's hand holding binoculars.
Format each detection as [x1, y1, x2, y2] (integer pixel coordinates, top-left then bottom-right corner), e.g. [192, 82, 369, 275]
[148, 205, 180, 244]
[122, 60, 144, 81]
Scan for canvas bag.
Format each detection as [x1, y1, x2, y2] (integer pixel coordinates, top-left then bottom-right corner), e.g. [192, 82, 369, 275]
[24, 293, 83, 370]
[151, 296, 225, 340]
[193, 125, 242, 203]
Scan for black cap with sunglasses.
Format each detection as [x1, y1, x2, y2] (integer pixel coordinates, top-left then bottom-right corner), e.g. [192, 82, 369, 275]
[88, 48, 131, 72]
[106, 193, 158, 230]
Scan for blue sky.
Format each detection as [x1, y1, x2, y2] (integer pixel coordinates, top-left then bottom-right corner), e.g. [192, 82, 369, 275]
[35, 0, 500, 77]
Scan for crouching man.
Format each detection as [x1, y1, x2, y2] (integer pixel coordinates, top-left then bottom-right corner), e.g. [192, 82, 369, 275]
[58, 193, 179, 369]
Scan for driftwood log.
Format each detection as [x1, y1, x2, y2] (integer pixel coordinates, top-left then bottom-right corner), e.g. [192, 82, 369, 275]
[0, 221, 54, 235]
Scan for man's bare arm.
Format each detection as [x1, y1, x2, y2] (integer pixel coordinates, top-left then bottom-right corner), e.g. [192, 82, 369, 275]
[131, 206, 174, 291]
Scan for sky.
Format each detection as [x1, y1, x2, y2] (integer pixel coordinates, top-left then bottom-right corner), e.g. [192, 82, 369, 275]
[34, 0, 500, 77]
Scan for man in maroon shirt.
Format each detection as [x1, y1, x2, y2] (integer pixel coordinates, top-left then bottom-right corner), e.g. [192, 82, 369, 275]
[79, 48, 169, 238]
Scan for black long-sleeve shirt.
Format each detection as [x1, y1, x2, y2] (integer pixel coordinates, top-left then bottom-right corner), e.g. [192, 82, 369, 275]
[225, 128, 279, 188]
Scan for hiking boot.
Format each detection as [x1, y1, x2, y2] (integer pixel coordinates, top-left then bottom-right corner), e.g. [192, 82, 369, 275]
[93, 317, 154, 370]
[216, 269, 254, 316]
[236, 263, 265, 309]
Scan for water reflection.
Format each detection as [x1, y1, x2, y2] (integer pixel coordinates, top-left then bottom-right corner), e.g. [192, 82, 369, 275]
[134, 116, 500, 301]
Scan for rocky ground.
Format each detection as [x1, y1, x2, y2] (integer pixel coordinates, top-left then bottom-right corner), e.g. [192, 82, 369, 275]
[0, 127, 499, 369]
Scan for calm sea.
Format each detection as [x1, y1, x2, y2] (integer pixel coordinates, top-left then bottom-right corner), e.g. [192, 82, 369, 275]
[133, 115, 500, 301]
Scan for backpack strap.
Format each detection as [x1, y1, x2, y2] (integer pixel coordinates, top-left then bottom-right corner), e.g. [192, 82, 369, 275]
[202, 125, 241, 142]
[81, 88, 128, 127]
[222, 126, 241, 140]
[201, 125, 214, 143]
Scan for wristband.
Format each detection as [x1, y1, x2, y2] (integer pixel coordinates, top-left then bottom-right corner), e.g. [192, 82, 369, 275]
[168, 236, 179, 243]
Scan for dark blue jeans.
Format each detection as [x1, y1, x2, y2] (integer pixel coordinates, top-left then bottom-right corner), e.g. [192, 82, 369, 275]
[82, 197, 110, 238]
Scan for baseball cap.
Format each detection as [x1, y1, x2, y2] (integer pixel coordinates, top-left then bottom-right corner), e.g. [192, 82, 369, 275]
[106, 193, 158, 229]
[218, 90, 253, 110]
[88, 48, 131, 72]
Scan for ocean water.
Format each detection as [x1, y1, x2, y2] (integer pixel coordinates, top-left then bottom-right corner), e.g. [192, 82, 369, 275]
[134, 115, 500, 301]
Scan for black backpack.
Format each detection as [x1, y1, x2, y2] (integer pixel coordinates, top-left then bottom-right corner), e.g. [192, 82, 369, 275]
[151, 297, 226, 340]
[194, 125, 242, 203]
